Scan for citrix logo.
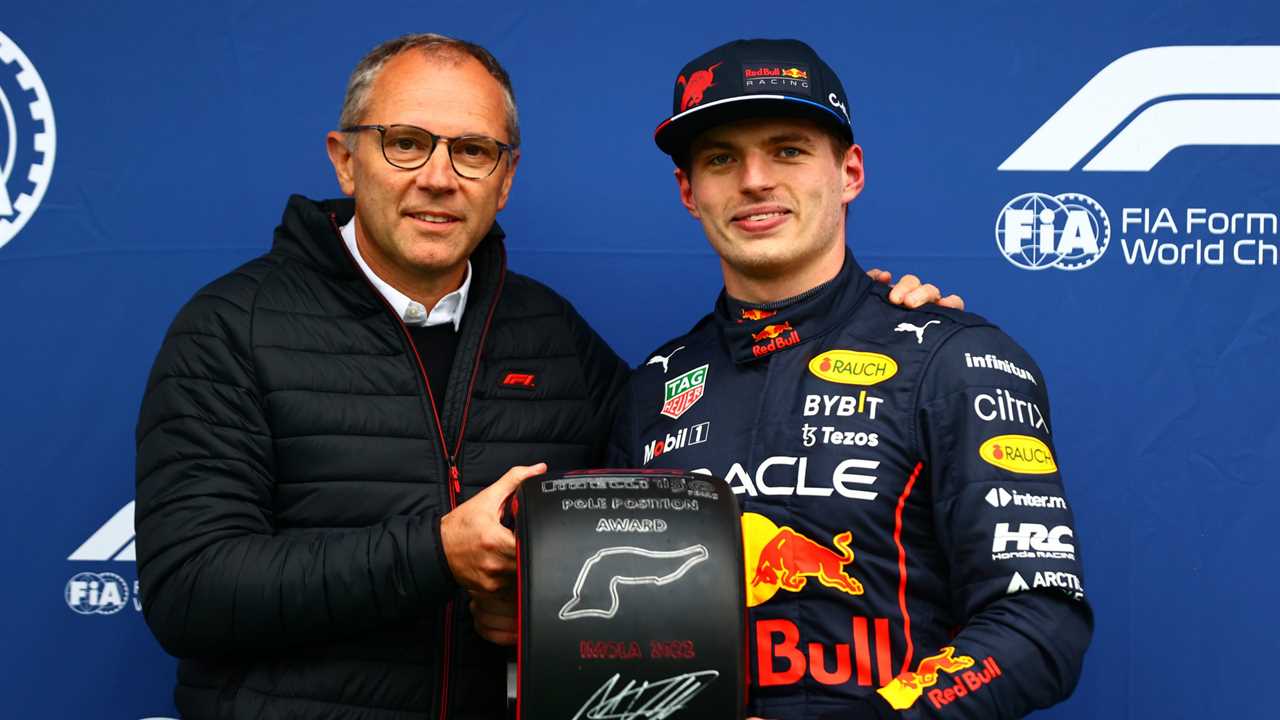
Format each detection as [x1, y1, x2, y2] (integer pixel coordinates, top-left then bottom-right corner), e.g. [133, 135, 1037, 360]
[1000, 46, 1280, 172]
[68, 501, 136, 562]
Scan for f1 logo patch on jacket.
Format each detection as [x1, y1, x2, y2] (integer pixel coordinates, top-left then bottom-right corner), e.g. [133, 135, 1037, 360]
[500, 371, 537, 389]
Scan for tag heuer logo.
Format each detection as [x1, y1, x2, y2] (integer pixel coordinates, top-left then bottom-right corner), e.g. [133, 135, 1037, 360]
[661, 364, 708, 420]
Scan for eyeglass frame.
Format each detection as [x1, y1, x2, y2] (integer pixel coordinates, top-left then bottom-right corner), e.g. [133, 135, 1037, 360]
[340, 123, 518, 179]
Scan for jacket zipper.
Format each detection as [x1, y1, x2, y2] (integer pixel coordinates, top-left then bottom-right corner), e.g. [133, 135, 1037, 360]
[330, 214, 505, 720]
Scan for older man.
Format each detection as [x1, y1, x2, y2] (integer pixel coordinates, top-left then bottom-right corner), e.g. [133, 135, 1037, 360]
[136, 33, 959, 720]
[609, 38, 1092, 719]
[135, 33, 632, 719]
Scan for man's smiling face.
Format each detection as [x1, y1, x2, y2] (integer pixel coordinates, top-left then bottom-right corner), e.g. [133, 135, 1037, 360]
[676, 117, 863, 298]
[329, 49, 518, 289]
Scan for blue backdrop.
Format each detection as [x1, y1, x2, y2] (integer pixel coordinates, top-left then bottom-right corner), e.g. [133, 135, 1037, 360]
[3, 1, 1278, 717]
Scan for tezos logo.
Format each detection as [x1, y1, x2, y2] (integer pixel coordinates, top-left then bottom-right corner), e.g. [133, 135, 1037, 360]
[66, 572, 129, 615]
[0, 32, 56, 251]
[995, 192, 1110, 271]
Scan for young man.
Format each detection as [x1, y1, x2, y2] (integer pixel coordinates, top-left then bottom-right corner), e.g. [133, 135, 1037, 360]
[609, 39, 1092, 719]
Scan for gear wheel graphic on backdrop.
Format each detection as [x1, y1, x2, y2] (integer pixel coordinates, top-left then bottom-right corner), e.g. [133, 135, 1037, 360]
[0, 31, 56, 251]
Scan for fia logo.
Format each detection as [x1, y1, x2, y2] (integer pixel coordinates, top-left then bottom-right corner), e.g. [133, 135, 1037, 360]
[995, 192, 1110, 270]
[0, 32, 56, 251]
[65, 572, 130, 615]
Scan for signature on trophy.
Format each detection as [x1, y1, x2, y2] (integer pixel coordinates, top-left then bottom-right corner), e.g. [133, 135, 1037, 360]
[570, 670, 720, 720]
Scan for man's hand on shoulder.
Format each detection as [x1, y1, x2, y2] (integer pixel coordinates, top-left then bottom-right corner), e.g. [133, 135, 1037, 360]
[440, 462, 545, 595]
[867, 268, 965, 310]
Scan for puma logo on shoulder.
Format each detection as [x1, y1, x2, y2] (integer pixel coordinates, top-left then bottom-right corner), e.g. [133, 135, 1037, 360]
[894, 320, 941, 344]
[645, 346, 685, 374]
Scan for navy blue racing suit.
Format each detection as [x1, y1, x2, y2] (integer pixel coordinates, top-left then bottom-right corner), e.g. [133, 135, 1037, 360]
[607, 252, 1092, 719]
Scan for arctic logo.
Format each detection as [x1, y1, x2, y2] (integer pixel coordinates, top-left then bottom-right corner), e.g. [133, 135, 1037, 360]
[1000, 46, 1280, 172]
[68, 502, 136, 562]
[559, 545, 709, 620]
[0, 31, 57, 250]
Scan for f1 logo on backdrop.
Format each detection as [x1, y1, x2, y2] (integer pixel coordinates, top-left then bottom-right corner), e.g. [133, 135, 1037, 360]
[68, 501, 136, 561]
[999, 46, 1280, 173]
[0, 31, 56, 251]
[996, 46, 1280, 271]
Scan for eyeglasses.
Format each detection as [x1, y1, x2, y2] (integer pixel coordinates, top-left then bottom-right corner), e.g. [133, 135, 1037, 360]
[341, 124, 516, 179]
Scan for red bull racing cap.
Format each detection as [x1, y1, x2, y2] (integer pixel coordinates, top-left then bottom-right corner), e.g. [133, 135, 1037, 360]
[653, 38, 854, 158]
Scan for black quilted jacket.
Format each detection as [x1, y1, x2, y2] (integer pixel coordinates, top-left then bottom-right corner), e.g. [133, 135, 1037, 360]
[135, 195, 630, 719]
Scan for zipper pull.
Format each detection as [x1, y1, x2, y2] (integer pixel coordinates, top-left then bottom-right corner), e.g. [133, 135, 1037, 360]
[450, 464, 461, 495]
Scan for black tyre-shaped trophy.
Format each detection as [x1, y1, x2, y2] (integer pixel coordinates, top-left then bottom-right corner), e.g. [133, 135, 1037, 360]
[509, 469, 745, 719]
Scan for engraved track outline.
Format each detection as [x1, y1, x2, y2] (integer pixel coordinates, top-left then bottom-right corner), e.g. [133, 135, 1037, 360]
[559, 545, 709, 620]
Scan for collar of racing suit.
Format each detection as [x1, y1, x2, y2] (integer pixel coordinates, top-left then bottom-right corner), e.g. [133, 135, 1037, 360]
[716, 248, 873, 364]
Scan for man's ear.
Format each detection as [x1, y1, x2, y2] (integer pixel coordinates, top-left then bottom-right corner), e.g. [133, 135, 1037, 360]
[675, 166, 701, 219]
[841, 143, 865, 206]
[325, 131, 356, 196]
[495, 150, 520, 211]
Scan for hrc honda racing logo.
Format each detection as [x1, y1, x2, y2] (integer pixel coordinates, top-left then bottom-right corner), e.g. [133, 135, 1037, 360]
[0, 31, 57, 251]
[991, 522, 1075, 561]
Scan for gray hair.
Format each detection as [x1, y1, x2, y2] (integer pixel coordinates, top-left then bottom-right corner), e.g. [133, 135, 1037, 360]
[338, 33, 520, 148]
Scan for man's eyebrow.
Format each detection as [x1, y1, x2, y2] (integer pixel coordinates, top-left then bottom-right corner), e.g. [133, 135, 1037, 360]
[693, 132, 818, 154]
[765, 133, 818, 145]
[692, 139, 740, 153]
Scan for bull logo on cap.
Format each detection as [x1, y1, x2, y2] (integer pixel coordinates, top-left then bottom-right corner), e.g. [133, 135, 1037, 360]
[678, 62, 722, 111]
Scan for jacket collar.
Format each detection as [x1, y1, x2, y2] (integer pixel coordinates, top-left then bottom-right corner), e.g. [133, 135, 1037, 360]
[270, 194, 506, 296]
[714, 248, 873, 364]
